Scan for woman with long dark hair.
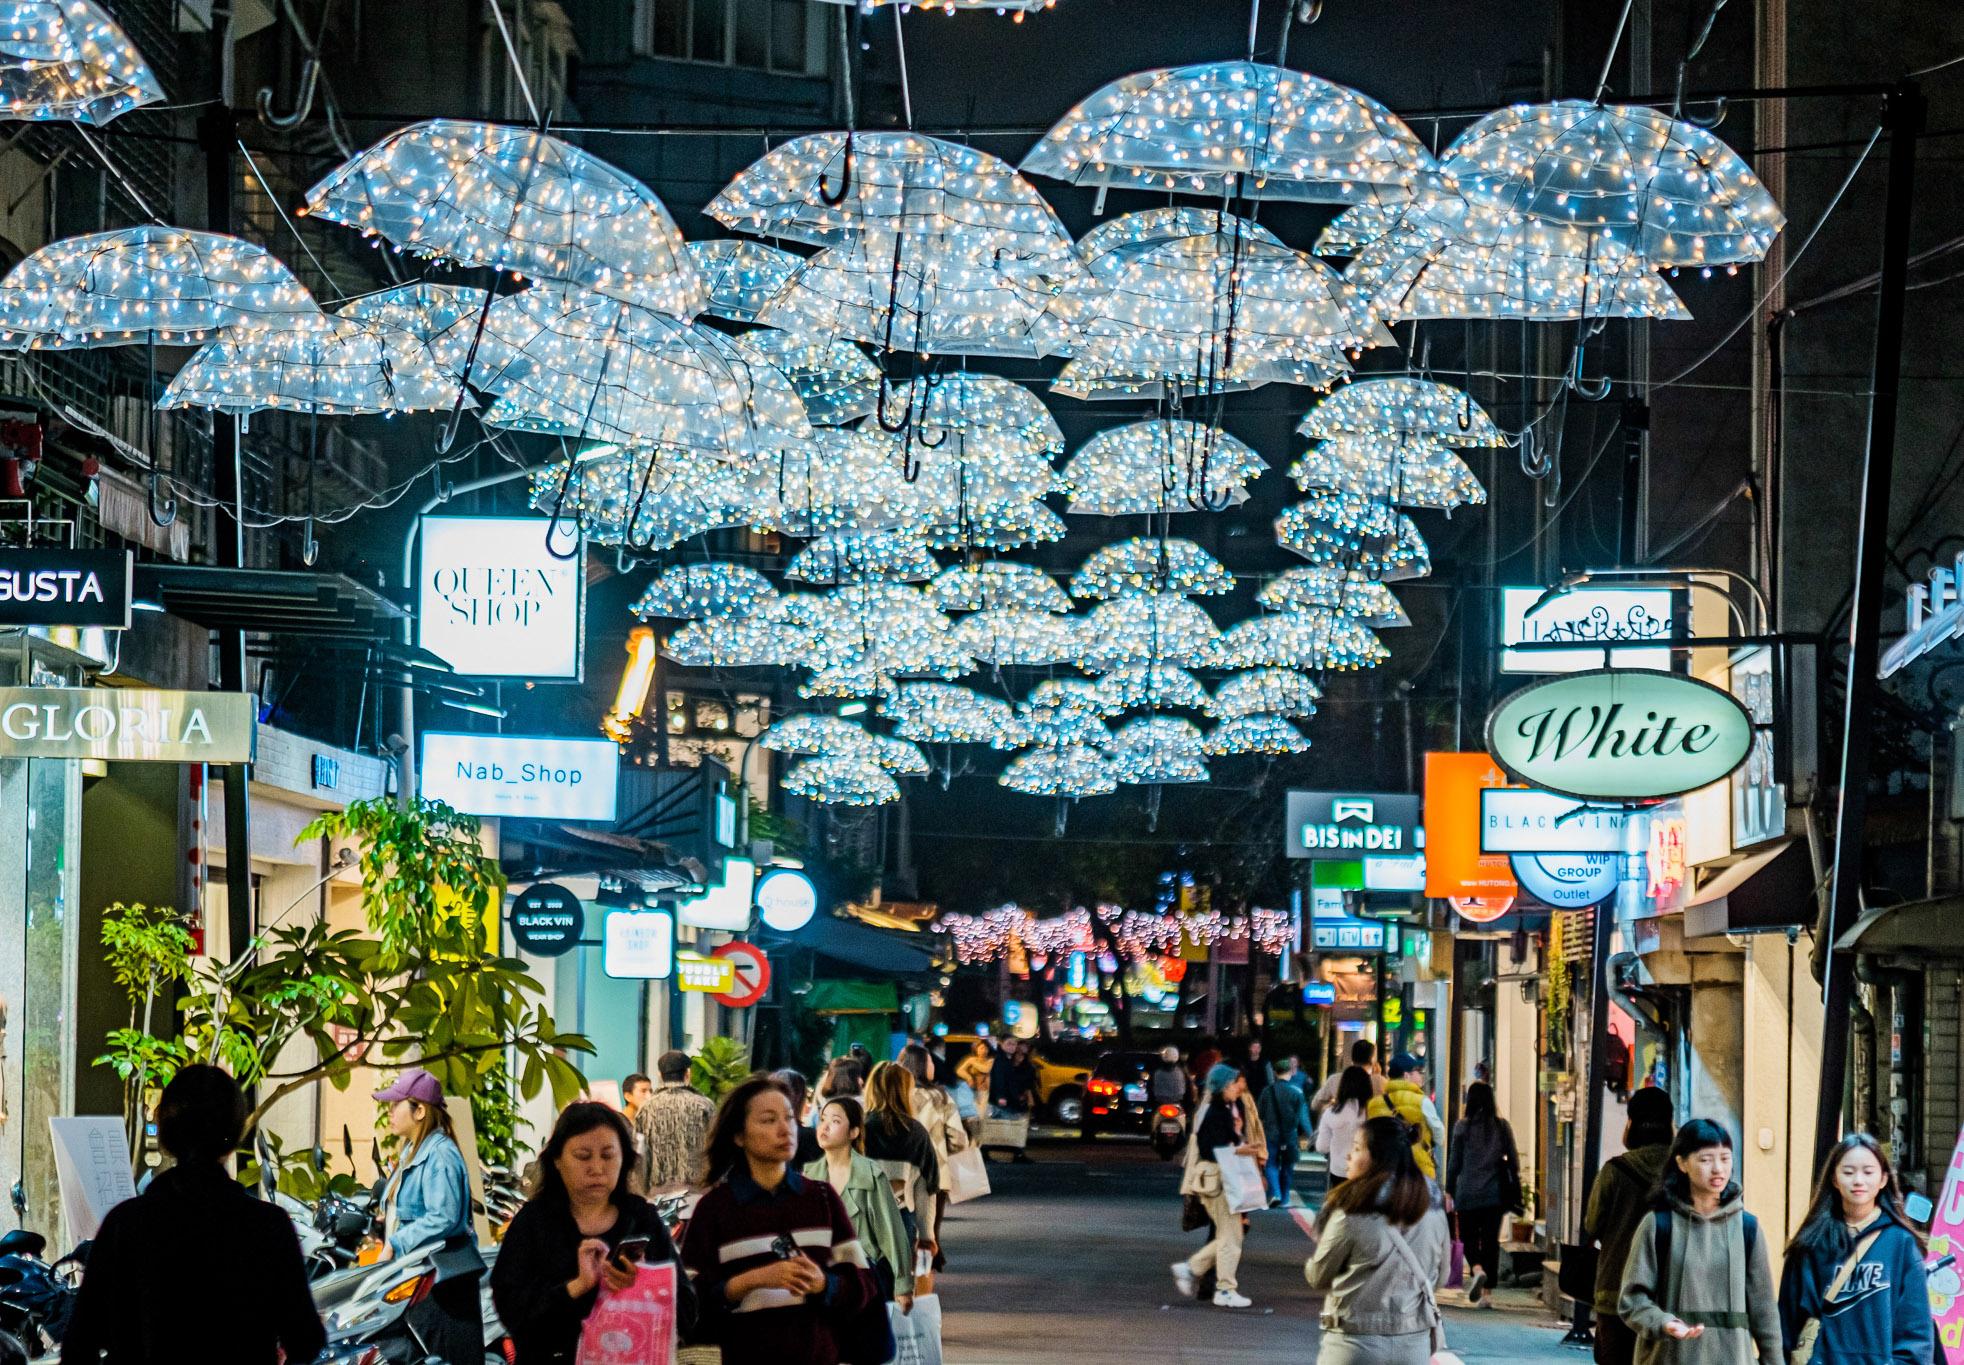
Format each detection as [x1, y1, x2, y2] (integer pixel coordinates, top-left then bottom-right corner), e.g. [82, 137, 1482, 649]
[1446, 1081, 1520, 1308]
[491, 1102, 695, 1365]
[1304, 1116, 1452, 1365]
[1617, 1119, 1781, 1365]
[681, 1077, 882, 1365]
[1316, 1065, 1376, 1189]
[1777, 1134, 1931, 1365]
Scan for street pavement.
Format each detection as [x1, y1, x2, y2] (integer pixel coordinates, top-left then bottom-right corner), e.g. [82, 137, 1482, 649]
[935, 1135, 1584, 1365]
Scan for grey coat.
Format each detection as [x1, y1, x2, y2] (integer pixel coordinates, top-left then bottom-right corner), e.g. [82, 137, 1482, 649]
[1305, 1203, 1451, 1338]
[1619, 1191, 1782, 1365]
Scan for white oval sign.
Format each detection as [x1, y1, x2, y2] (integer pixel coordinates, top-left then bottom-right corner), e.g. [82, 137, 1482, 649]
[1510, 852, 1619, 908]
[1485, 668, 1753, 801]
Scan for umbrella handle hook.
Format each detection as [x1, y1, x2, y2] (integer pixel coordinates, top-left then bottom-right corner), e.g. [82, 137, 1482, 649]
[300, 516, 319, 567]
[876, 374, 915, 435]
[1458, 389, 1474, 432]
[542, 461, 583, 561]
[819, 133, 855, 208]
[145, 468, 177, 528]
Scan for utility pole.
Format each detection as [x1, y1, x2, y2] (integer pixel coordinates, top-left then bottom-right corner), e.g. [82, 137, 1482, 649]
[1815, 81, 1924, 1170]
[199, 4, 252, 963]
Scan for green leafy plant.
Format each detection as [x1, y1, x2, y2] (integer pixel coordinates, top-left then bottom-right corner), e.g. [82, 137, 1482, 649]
[95, 902, 197, 1171]
[471, 1057, 521, 1170]
[690, 1036, 751, 1102]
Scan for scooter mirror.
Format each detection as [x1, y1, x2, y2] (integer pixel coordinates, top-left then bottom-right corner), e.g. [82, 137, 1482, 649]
[8, 1183, 22, 1222]
[1907, 1191, 1935, 1223]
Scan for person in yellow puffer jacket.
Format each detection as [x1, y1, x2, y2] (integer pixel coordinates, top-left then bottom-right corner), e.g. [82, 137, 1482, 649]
[1366, 1052, 1448, 1179]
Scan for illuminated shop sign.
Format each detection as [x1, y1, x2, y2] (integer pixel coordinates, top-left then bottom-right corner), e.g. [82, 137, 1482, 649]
[1486, 669, 1753, 801]
[417, 515, 585, 680]
[1500, 586, 1673, 673]
[0, 549, 131, 629]
[1511, 853, 1619, 909]
[1284, 791, 1421, 860]
[419, 732, 619, 821]
[0, 686, 254, 762]
[1479, 789, 1638, 853]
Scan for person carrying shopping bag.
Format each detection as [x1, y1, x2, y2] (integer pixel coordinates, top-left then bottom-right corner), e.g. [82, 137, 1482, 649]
[1304, 1115, 1453, 1365]
[1617, 1119, 1782, 1365]
[1777, 1133, 1931, 1365]
[1171, 1064, 1263, 1310]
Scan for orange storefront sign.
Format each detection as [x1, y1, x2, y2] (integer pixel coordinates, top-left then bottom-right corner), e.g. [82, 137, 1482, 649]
[1424, 752, 1519, 899]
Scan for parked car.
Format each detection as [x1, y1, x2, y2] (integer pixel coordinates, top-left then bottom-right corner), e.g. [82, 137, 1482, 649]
[1080, 1051, 1161, 1137]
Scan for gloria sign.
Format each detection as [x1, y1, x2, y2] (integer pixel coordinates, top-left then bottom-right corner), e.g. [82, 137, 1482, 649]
[1500, 586, 1672, 673]
[417, 516, 585, 680]
[419, 732, 619, 821]
[1284, 791, 1421, 860]
[0, 687, 254, 762]
[1485, 669, 1753, 801]
[0, 549, 131, 629]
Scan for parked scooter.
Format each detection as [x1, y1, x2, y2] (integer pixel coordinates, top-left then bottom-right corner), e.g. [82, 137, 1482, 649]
[311, 1239, 505, 1365]
[1150, 1103, 1188, 1161]
[0, 1185, 81, 1357]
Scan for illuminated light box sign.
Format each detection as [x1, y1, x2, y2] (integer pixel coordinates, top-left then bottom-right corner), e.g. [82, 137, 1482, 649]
[1424, 752, 1518, 899]
[1284, 791, 1421, 860]
[677, 856, 757, 931]
[1302, 982, 1337, 1007]
[1500, 586, 1673, 674]
[603, 909, 674, 980]
[1363, 855, 1425, 892]
[420, 732, 619, 821]
[1882, 549, 1964, 679]
[1485, 669, 1753, 802]
[1511, 853, 1619, 909]
[417, 515, 585, 680]
[0, 686, 254, 763]
[676, 952, 738, 994]
[1450, 895, 1515, 924]
[0, 549, 131, 629]
[756, 867, 818, 933]
[1480, 789, 1639, 853]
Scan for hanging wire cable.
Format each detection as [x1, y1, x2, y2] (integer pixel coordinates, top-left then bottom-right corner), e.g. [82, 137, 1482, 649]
[236, 139, 344, 300]
[483, 0, 541, 126]
[1594, 0, 1638, 103]
[73, 125, 161, 222]
[891, 7, 914, 131]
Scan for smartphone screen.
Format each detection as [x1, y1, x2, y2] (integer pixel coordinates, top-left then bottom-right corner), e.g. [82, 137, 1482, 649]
[613, 1236, 651, 1266]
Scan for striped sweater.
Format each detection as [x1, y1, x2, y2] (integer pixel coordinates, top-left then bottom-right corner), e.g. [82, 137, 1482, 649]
[680, 1167, 880, 1365]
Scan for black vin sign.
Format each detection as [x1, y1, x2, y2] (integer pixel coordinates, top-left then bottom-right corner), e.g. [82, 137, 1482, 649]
[0, 549, 132, 629]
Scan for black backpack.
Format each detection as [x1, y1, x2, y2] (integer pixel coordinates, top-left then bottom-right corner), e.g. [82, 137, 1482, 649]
[1651, 1206, 1758, 1312]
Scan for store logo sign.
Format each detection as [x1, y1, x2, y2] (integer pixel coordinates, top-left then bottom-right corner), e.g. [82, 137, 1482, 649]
[1511, 853, 1619, 908]
[1284, 790, 1421, 860]
[1486, 669, 1753, 801]
[0, 687, 254, 762]
[417, 516, 584, 680]
[0, 550, 131, 629]
[1501, 586, 1672, 673]
[1480, 789, 1638, 853]
[420, 732, 619, 821]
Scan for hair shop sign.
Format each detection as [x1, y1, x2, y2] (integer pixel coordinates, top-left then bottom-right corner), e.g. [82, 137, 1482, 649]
[1486, 669, 1754, 802]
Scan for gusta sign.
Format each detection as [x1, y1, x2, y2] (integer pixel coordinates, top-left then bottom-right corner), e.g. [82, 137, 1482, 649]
[1485, 668, 1753, 802]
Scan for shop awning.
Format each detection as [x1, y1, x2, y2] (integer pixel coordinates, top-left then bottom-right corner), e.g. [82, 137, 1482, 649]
[803, 980, 901, 1015]
[770, 913, 940, 977]
[134, 565, 406, 641]
[1682, 838, 1817, 939]
[1836, 894, 1964, 956]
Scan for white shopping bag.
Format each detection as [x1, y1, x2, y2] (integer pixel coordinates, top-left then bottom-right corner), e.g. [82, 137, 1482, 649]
[1214, 1146, 1267, 1214]
[891, 1293, 944, 1365]
[946, 1146, 992, 1204]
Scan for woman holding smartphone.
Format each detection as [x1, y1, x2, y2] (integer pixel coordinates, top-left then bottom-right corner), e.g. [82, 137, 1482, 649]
[492, 1102, 695, 1365]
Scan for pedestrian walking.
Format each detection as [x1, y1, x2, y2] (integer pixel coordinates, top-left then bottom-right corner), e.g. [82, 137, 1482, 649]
[1151, 1046, 1190, 1111]
[621, 1072, 653, 1123]
[634, 1049, 717, 1194]
[1304, 1115, 1453, 1365]
[1584, 1087, 1677, 1365]
[773, 1067, 824, 1166]
[1313, 1039, 1389, 1116]
[1172, 1063, 1263, 1310]
[1243, 1039, 1274, 1101]
[863, 1061, 942, 1268]
[804, 1097, 915, 1314]
[1259, 1056, 1310, 1208]
[1777, 1133, 1931, 1365]
[63, 1065, 326, 1365]
[1316, 1065, 1375, 1189]
[373, 1067, 481, 1365]
[1617, 1119, 1781, 1365]
[681, 1077, 883, 1365]
[899, 1041, 970, 1262]
[491, 1102, 696, 1365]
[1367, 1053, 1446, 1179]
[815, 1055, 865, 1109]
[1444, 1081, 1521, 1307]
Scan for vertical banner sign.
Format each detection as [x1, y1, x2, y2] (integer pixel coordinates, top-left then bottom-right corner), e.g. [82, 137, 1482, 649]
[1423, 753, 1519, 899]
[1930, 1126, 1964, 1365]
[49, 1117, 136, 1242]
[1729, 648, 1786, 848]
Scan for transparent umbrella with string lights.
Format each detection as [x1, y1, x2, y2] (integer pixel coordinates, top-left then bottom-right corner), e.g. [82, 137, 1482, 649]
[0, 226, 318, 348]
[1063, 419, 1265, 515]
[1256, 566, 1409, 628]
[0, 0, 164, 124]
[1022, 61, 1436, 205]
[951, 608, 1083, 667]
[1302, 376, 1507, 447]
[454, 285, 812, 460]
[762, 713, 886, 758]
[1276, 495, 1432, 580]
[1093, 663, 1211, 713]
[784, 753, 902, 806]
[733, 329, 881, 426]
[1442, 100, 1785, 269]
[1106, 717, 1209, 784]
[1207, 668, 1323, 720]
[337, 282, 488, 380]
[1079, 593, 1222, 671]
[1204, 713, 1310, 756]
[631, 563, 779, 620]
[881, 683, 1026, 749]
[785, 530, 941, 585]
[159, 313, 464, 416]
[815, 0, 1059, 12]
[303, 119, 705, 318]
[1288, 436, 1485, 513]
[533, 446, 759, 551]
[664, 610, 806, 668]
[928, 561, 1072, 614]
[1070, 537, 1234, 600]
[687, 239, 801, 323]
[1001, 743, 1118, 798]
[1205, 608, 1389, 671]
[791, 583, 976, 681]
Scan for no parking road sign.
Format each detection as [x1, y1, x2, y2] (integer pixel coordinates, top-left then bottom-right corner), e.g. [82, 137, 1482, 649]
[709, 941, 771, 1009]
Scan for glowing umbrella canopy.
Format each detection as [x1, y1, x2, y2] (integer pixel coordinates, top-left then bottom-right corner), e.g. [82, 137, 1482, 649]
[1106, 717, 1209, 784]
[160, 313, 462, 416]
[1303, 377, 1505, 447]
[304, 119, 705, 318]
[1063, 419, 1265, 515]
[1206, 609, 1388, 670]
[762, 713, 881, 756]
[786, 530, 941, 585]
[664, 613, 804, 668]
[1208, 668, 1323, 720]
[687, 239, 801, 323]
[733, 329, 881, 426]
[1023, 61, 1435, 205]
[1094, 663, 1211, 712]
[1070, 537, 1234, 600]
[1256, 566, 1408, 627]
[951, 608, 1082, 666]
[632, 563, 778, 620]
[1078, 207, 1285, 280]
[1204, 713, 1310, 756]
[929, 561, 1072, 614]
[1079, 593, 1222, 670]
[1001, 743, 1118, 797]
[0, 226, 317, 348]
[1443, 100, 1785, 266]
[1276, 497, 1432, 580]
[0, 0, 164, 124]
[337, 282, 488, 378]
[881, 683, 1026, 749]
[1288, 436, 1485, 512]
[784, 753, 901, 805]
[535, 447, 757, 551]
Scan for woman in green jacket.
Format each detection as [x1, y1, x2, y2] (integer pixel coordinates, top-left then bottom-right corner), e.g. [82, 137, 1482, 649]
[805, 1096, 916, 1313]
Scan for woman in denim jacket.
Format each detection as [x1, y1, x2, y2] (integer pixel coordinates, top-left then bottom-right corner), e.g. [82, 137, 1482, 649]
[376, 1068, 479, 1364]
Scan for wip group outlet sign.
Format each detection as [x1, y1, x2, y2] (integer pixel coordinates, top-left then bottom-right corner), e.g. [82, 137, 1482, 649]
[1486, 669, 1754, 802]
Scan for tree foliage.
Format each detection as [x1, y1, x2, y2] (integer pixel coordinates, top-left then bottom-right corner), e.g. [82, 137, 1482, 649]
[690, 1036, 751, 1102]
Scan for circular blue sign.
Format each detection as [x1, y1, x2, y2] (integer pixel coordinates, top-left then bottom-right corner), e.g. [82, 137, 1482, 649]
[1510, 852, 1618, 909]
[756, 867, 818, 933]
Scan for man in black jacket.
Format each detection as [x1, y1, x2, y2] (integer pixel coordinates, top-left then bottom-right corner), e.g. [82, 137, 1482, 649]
[63, 1065, 325, 1365]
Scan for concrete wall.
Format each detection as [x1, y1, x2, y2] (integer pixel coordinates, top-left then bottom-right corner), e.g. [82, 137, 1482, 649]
[1741, 932, 1823, 1274]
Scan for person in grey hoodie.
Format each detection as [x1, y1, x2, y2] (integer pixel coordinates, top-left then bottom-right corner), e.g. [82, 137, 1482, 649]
[1777, 1133, 1931, 1365]
[1305, 1116, 1452, 1365]
[1618, 1119, 1782, 1365]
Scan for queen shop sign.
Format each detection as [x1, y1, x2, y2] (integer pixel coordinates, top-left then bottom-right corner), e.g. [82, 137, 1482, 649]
[1285, 791, 1421, 861]
[1485, 669, 1754, 802]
